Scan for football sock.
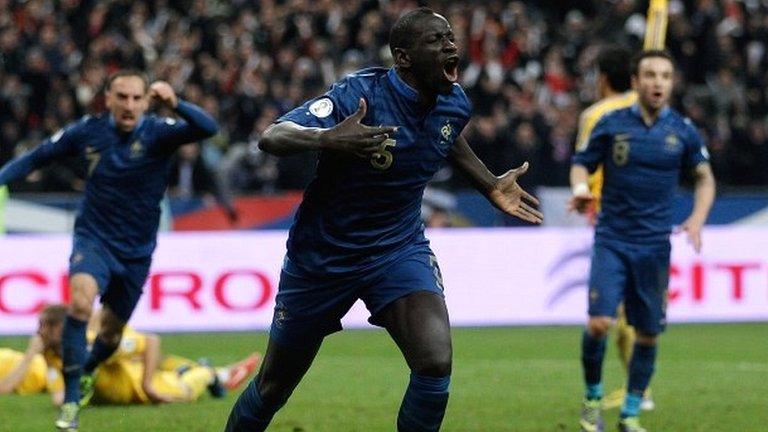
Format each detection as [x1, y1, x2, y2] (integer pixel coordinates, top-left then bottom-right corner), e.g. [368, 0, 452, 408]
[62, 316, 88, 403]
[621, 342, 657, 418]
[224, 378, 282, 432]
[84, 336, 119, 374]
[581, 330, 606, 400]
[397, 372, 450, 432]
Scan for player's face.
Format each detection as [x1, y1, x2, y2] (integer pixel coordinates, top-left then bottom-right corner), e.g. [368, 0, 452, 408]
[633, 56, 674, 111]
[409, 15, 459, 95]
[37, 317, 63, 350]
[106, 76, 149, 132]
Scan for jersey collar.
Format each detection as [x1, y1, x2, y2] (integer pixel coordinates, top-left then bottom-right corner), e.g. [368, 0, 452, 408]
[387, 67, 420, 103]
[630, 103, 670, 125]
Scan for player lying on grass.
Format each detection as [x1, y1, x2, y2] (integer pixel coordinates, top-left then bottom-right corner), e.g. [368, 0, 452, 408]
[0, 304, 260, 406]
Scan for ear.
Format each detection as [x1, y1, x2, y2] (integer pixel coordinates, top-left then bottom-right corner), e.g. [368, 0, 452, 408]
[393, 47, 412, 68]
[631, 74, 638, 91]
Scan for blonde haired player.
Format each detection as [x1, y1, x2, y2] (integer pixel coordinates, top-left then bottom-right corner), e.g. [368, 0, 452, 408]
[1, 305, 259, 409]
[575, 0, 669, 416]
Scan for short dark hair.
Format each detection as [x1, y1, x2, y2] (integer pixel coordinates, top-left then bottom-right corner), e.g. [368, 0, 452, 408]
[106, 69, 149, 92]
[631, 49, 675, 76]
[40, 304, 68, 325]
[389, 7, 437, 55]
[596, 45, 632, 92]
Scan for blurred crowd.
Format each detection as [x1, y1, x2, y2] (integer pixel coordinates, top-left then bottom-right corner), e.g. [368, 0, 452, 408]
[1, 0, 768, 201]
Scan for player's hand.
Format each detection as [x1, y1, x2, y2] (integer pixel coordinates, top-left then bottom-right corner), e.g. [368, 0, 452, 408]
[676, 216, 704, 253]
[143, 383, 174, 404]
[149, 81, 178, 109]
[26, 335, 44, 355]
[567, 188, 595, 215]
[488, 162, 543, 224]
[320, 98, 398, 158]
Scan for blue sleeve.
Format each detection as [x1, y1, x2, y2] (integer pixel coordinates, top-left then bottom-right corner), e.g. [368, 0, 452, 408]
[571, 116, 610, 173]
[154, 100, 219, 147]
[682, 118, 709, 169]
[0, 120, 83, 186]
[277, 77, 363, 129]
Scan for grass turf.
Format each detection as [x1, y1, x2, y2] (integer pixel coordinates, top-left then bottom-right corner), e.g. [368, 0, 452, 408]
[1, 323, 766, 431]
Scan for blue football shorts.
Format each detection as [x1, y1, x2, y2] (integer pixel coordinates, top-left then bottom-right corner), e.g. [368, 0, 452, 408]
[270, 245, 445, 348]
[68, 234, 151, 322]
[587, 238, 670, 335]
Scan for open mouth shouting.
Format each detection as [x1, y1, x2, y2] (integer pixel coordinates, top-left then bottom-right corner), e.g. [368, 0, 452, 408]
[442, 55, 460, 84]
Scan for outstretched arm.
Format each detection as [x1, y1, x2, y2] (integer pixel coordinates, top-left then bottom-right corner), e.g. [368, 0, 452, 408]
[449, 135, 542, 224]
[259, 98, 397, 157]
[0, 335, 43, 394]
[678, 163, 715, 253]
[0, 126, 82, 187]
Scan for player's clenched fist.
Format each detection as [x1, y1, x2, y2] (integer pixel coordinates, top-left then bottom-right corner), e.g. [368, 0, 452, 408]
[149, 81, 178, 109]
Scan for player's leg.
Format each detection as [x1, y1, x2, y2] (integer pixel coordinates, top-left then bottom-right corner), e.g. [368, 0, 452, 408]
[58, 235, 110, 432]
[225, 337, 321, 432]
[225, 268, 355, 432]
[618, 244, 669, 432]
[615, 304, 636, 371]
[580, 242, 627, 432]
[363, 251, 451, 432]
[602, 303, 636, 409]
[56, 272, 99, 431]
[79, 305, 126, 406]
[377, 291, 451, 432]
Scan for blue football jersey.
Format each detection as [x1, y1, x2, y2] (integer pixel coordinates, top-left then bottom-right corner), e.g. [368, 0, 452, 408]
[0, 101, 218, 258]
[278, 67, 472, 276]
[572, 104, 709, 244]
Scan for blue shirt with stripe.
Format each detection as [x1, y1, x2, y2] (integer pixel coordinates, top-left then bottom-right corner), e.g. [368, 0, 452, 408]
[0, 100, 218, 258]
[278, 67, 472, 276]
[572, 104, 709, 244]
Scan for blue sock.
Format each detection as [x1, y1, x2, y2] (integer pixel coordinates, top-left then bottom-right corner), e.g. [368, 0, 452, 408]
[84, 337, 119, 374]
[61, 316, 87, 404]
[581, 331, 606, 400]
[397, 372, 450, 432]
[621, 342, 657, 418]
[224, 378, 281, 432]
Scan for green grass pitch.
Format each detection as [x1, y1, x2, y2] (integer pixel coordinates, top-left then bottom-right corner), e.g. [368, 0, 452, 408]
[2, 323, 766, 431]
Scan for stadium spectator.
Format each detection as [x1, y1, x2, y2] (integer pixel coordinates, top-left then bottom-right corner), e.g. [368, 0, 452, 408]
[1, 0, 767, 195]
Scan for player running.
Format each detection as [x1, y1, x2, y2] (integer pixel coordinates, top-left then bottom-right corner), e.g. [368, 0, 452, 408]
[570, 50, 715, 432]
[0, 70, 219, 431]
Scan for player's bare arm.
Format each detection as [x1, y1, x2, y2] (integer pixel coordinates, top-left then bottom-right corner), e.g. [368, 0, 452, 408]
[449, 135, 542, 224]
[259, 98, 397, 157]
[0, 335, 43, 394]
[678, 162, 715, 253]
[141, 333, 173, 404]
[568, 164, 595, 214]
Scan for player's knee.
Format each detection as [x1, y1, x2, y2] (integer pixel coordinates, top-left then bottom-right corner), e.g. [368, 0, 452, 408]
[68, 274, 98, 319]
[587, 317, 612, 338]
[68, 293, 93, 320]
[412, 350, 452, 377]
